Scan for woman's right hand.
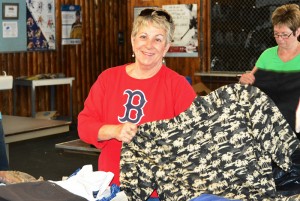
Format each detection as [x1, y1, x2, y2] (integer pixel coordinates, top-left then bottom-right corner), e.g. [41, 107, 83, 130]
[115, 122, 138, 143]
[239, 73, 255, 85]
[239, 67, 258, 85]
[98, 122, 138, 143]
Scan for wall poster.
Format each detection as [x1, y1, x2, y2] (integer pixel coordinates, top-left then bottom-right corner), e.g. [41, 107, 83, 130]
[26, 0, 56, 51]
[163, 4, 198, 57]
[61, 5, 82, 45]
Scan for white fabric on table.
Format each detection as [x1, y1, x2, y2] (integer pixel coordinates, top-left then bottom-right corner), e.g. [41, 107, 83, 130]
[51, 164, 114, 201]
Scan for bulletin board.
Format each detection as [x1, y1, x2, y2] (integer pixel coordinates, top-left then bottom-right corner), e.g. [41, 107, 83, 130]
[0, 0, 27, 52]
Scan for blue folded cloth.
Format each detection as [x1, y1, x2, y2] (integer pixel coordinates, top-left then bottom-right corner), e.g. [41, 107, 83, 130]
[190, 194, 240, 201]
[98, 184, 120, 201]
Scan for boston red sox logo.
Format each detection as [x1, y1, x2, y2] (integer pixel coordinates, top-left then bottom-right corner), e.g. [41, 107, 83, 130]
[118, 89, 147, 124]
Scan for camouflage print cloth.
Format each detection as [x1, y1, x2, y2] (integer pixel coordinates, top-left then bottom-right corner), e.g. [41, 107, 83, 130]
[120, 84, 300, 201]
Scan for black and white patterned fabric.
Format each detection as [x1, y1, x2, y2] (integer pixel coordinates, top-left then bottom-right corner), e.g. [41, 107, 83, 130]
[120, 84, 300, 201]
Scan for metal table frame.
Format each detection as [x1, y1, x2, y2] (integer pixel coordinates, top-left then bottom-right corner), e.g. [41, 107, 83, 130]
[13, 77, 75, 121]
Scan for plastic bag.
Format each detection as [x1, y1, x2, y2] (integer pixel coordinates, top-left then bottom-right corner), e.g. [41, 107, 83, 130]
[273, 148, 300, 196]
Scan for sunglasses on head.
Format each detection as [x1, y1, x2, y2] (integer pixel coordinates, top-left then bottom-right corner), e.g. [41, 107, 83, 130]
[139, 9, 172, 23]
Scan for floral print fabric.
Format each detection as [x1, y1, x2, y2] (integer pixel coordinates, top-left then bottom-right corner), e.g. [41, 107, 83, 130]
[120, 84, 300, 201]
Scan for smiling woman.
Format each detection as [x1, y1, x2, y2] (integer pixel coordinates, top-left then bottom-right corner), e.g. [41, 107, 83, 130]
[77, 7, 196, 201]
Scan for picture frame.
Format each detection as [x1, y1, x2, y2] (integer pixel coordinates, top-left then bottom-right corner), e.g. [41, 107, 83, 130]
[2, 3, 19, 20]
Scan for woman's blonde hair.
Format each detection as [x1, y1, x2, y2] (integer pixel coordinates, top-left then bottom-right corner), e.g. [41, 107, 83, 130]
[131, 8, 175, 45]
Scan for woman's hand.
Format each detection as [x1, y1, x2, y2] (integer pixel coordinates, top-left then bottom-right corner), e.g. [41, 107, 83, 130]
[98, 123, 138, 143]
[239, 67, 258, 85]
[239, 73, 255, 85]
[115, 122, 138, 143]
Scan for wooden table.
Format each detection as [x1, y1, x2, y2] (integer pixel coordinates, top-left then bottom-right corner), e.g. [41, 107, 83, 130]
[3, 115, 71, 159]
